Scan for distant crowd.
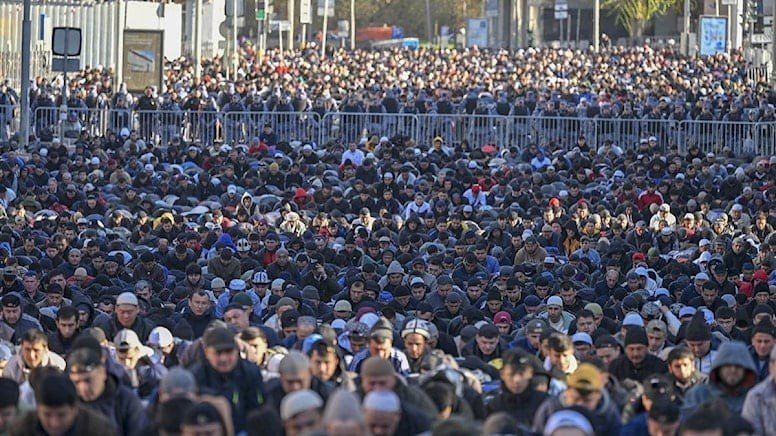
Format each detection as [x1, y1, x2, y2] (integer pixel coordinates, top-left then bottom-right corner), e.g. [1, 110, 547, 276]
[0, 45, 771, 436]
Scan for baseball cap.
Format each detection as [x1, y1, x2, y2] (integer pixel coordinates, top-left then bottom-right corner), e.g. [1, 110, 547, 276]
[148, 327, 174, 348]
[203, 327, 237, 351]
[493, 311, 513, 325]
[646, 319, 667, 337]
[567, 363, 603, 391]
[333, 300, 352, 312]
[571, 332, 593, 346]
[643, 375, 674, 401]
[594, 334, 619, 349]
[114, 329, 142, 350]
[525, 319, 548, 334]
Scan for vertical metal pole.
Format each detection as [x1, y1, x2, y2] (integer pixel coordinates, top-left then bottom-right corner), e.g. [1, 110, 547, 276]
[683, 0, 691, 55]
[287, 0, 294, 50]
[321, 0, 328, 57]
[727, 4, 732, 51]
[301, 23, 306, 49]
[115, 0, 124, 87]
[20, 0, 31, 149]
[510, 0, 518, 49]
[350, 0, 355, 50]
[425, 0, 432, 44]
[575, 6, 580, 47]
[232, 0, 238, 80]
[263, 0, 268, 54]
[772, 0, 776, 81]
[194, 0, 202, 78]
[594, 0, 600, 50]
[557, 17, 561, 46]
[59, 6, 70, 145]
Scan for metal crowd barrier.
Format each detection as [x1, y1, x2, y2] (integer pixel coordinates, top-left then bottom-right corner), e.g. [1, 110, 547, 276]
[224, 111, 321, 145]
[6, 107, 776, 158]
[320, 112, 418, 145]
[754, 121, 776, 157]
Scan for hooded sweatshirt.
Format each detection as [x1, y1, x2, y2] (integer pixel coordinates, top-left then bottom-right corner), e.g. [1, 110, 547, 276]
[682, 341, 759, 415]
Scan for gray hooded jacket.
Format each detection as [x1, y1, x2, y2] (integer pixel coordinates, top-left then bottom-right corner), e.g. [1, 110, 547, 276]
[682, 340, 759, 415]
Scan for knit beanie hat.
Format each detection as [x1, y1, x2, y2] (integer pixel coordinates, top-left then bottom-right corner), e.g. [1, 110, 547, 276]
[624, 326, 649, 346]
[684, 312, 711, 342]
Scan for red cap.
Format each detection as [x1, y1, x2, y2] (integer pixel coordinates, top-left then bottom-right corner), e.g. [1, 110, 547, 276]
[482, 144, 497, 154]
[753, 269, 769, 281]
[471, 184, 481, 193]
[632, 252, 646, 262]
[493, 311, 513, 325]
[549, 197, 561, 208]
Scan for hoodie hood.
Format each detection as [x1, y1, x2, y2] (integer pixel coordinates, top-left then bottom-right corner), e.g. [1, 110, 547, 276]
[385, 261, 404, 276]
[709, 341, 758, 389]
[215, 233, 236, 251]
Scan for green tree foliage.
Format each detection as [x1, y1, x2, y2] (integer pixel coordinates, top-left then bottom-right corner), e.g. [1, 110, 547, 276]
[601, 0, 681, 37]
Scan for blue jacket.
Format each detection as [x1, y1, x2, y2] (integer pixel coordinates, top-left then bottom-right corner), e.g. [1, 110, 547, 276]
[620, 412, 649, 436]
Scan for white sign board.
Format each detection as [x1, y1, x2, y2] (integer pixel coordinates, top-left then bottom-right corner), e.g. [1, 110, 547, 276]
[485, 0, 499, 17]
[752, 32, 772, 43]
[317, 0, 334, 17]
[721, 0, 737, 5]
[554, 2, 569, 20]
[300, 0, 312, 24]
[698, 15, 728, 56]
[271, 20, 291, 31]
[466, 18, 489, 47]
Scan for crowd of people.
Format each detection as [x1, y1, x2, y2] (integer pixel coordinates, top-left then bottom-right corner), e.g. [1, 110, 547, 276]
[0, 44, 772, 436]
[2, 44, 776, 148]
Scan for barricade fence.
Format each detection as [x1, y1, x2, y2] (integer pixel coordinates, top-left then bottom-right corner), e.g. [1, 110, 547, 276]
[7, 108, 776, 157]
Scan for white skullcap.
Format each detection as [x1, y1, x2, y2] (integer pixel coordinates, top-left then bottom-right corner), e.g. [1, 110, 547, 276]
[362, 390, 400, 413]
[280, 389, 323, 420]
[544, 410, 594, 436]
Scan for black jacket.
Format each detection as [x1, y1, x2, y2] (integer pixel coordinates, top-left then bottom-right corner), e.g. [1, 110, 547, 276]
[81, 375, 149, 436]
[608, 353, 668, 383]
[13, 405, 117, 436]
[484, 383, 548, 426]
[93, 313, 156, 341]
[263, 375, 333, 413]
[177, 308, 216, 339]
[192, 357, 265, 433]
